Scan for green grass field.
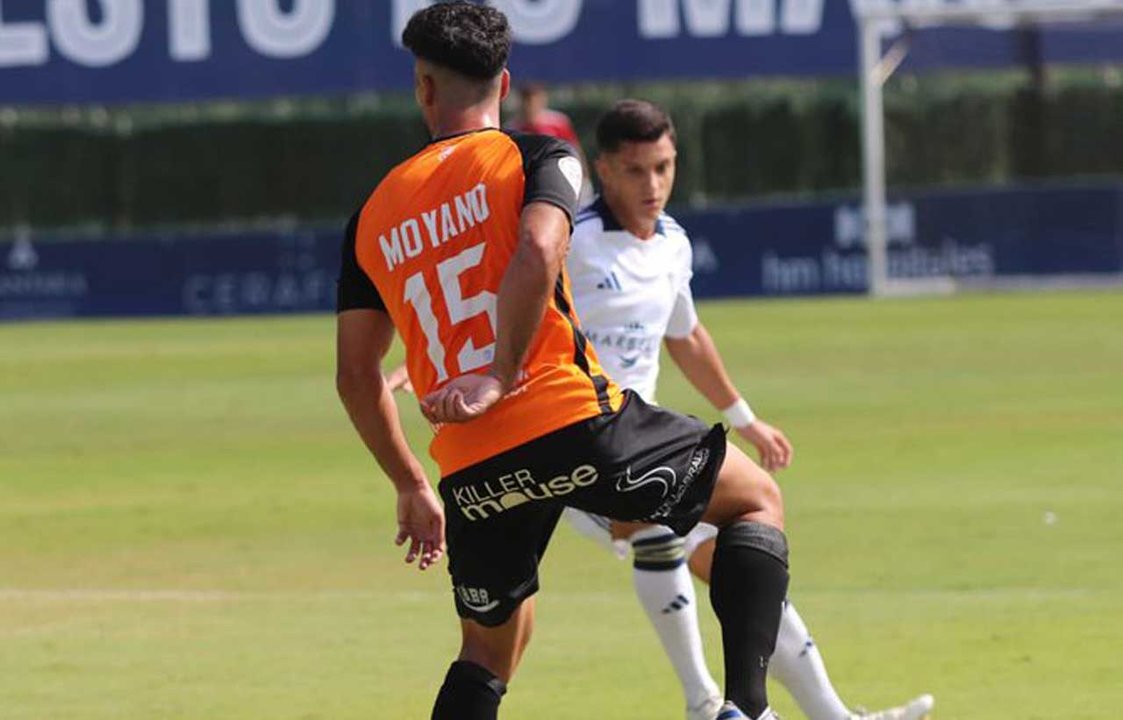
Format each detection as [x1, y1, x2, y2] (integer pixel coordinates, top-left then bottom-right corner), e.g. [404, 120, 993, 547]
[2, 291, 1121, 720]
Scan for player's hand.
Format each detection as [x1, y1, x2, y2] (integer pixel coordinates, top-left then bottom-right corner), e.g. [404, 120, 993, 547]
[394, 484, 445, 571]
[737, 419, 794, 473]
[420, 374, 504, 424]
[384, 364, 414, 395]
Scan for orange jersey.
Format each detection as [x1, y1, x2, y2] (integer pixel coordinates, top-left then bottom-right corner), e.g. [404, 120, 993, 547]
[338, 129, 623, 476]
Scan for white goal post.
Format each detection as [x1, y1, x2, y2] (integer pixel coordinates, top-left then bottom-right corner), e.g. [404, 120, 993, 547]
[854, 0, 1123, 296]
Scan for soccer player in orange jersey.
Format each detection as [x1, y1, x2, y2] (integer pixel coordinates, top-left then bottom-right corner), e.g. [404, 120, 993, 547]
[336, 5, 787, 719]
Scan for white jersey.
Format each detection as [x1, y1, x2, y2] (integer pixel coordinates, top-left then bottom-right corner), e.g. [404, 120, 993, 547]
[567, 198, 698, 403]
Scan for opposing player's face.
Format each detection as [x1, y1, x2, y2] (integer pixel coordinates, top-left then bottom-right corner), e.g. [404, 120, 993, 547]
[597, 133, 677, 234]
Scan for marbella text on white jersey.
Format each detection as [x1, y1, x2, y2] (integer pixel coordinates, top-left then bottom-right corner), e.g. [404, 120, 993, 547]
[567, 198, 699, 404]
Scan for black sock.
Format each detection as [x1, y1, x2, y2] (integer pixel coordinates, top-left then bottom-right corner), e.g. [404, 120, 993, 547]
[709, 521, 790, 719]
[431, 660, 507, 720]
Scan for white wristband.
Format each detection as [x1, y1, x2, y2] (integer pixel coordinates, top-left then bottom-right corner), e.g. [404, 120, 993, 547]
[721, 398, 756, 428]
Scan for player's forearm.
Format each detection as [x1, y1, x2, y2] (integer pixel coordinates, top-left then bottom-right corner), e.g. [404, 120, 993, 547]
[491, 205, 568, 388]
[665, 324, 741, 411]
[337, 371, 428, 492]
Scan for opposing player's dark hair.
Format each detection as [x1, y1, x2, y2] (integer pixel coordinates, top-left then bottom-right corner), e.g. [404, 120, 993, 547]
[596, 99, 677, 153]
[401, 2, 511, 80]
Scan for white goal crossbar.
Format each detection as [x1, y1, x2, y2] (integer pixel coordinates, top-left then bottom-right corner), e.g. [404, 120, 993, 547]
[854, 0, 1123, 296]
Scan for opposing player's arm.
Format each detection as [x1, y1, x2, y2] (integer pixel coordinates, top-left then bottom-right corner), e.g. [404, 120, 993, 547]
[336, 211, 443, 569]
[665, 320, 794, 472]
[664, 321, 740, 412]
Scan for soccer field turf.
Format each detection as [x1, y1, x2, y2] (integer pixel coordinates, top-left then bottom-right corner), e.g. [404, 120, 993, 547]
[1, 291, 1120, 720]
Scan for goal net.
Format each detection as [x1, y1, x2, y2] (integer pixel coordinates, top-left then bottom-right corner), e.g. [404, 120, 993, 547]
[853, 0, 1123, 295]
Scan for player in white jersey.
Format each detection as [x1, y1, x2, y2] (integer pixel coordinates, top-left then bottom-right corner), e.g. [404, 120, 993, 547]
[562, 100, 934, 720]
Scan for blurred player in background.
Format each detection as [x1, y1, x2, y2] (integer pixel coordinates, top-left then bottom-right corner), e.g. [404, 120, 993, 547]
[509, 82, 594, 205]
[508, 82, 581, 149]
[562, 99, 934, 720]
[338, 4, 793, 719]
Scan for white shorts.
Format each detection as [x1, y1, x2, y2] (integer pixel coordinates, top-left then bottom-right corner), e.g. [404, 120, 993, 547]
[562, 507, 719, 560]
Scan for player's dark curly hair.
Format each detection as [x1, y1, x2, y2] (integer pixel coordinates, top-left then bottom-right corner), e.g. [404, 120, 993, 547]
[596, 99, 677, 153]
[401, 2, 511, 80]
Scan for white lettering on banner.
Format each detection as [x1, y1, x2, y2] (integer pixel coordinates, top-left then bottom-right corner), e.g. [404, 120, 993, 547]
[393, 0, 584, 46]
[849, 0, 1018, 37]
[639, 0, 825, 38]
[0, 271, 88, 298]
[7, 236, 38, 271]
[182, 271, 332, 314]
[492, 0, 583, 44]
[0, 237, 88, 301]
[781, 0, 824, 34]
[47, 0, 143, 67]
[737, 0, 776, 36]
[169, 0, 211, 61]
[834, 202, 915, 248]
[0, 7, 49, 67]
[236, 0, 335, 59]
[0, 0, 839, 74]
[762, 201, 996, 294]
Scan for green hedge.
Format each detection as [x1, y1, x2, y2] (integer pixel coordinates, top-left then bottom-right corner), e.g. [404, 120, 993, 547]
[3, 82, 1123, 231]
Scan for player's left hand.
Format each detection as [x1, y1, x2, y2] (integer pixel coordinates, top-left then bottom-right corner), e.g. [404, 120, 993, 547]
[395, 484, 445, 571]
[737, 419, 794, 473]
[420, 373, 504, 424]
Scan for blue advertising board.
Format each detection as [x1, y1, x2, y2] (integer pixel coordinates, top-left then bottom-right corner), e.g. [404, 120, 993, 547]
[681, 184, 1123, 298]
[2, 0, 1122, 105]
[2, 182, 1121, 320]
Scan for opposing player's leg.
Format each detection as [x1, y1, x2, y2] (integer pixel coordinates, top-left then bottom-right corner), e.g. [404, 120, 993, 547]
[690, 538, 934, 720]
[560, 394, 786, 720]
[699, 443, 790, 720]
[563, 509, 722, 719]
[616, 521, 723, 720]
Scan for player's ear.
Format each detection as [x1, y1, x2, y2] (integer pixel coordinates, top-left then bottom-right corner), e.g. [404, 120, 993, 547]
[594, 154, 610, 185]
[413, 62, 436, 108]
[498, 69, 511, 103]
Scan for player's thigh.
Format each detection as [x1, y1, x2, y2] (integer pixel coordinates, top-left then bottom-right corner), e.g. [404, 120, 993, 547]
[440, 468, 564, 629]
[459, 597, 536, 683]
[700, 442, 784, 530]
[566, 392, 727, 536]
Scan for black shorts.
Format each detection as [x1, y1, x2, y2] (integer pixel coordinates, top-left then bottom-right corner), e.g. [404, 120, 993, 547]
[438, 390, 727, 626]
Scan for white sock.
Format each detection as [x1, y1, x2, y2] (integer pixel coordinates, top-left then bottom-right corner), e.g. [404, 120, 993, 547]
[769, 601, 851, 720]
[630, 526, 721, 711]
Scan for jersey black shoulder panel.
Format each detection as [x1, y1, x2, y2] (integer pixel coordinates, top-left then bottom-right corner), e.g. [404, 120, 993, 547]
[336, 207, 387, 313]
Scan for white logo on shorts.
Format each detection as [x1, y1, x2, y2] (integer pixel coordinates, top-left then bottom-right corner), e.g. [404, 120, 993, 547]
[456, 585, 500, 613]
[616, 466, 676, 497]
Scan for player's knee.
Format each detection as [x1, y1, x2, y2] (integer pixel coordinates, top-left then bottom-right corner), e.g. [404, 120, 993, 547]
[717, 520, 790, 569]
[459, 619, 533, 682]
[629, 526, 686, 571]
[707, 449, 785, 530]
[459, 634, 519, 683]
[755, 472, 784, 528]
